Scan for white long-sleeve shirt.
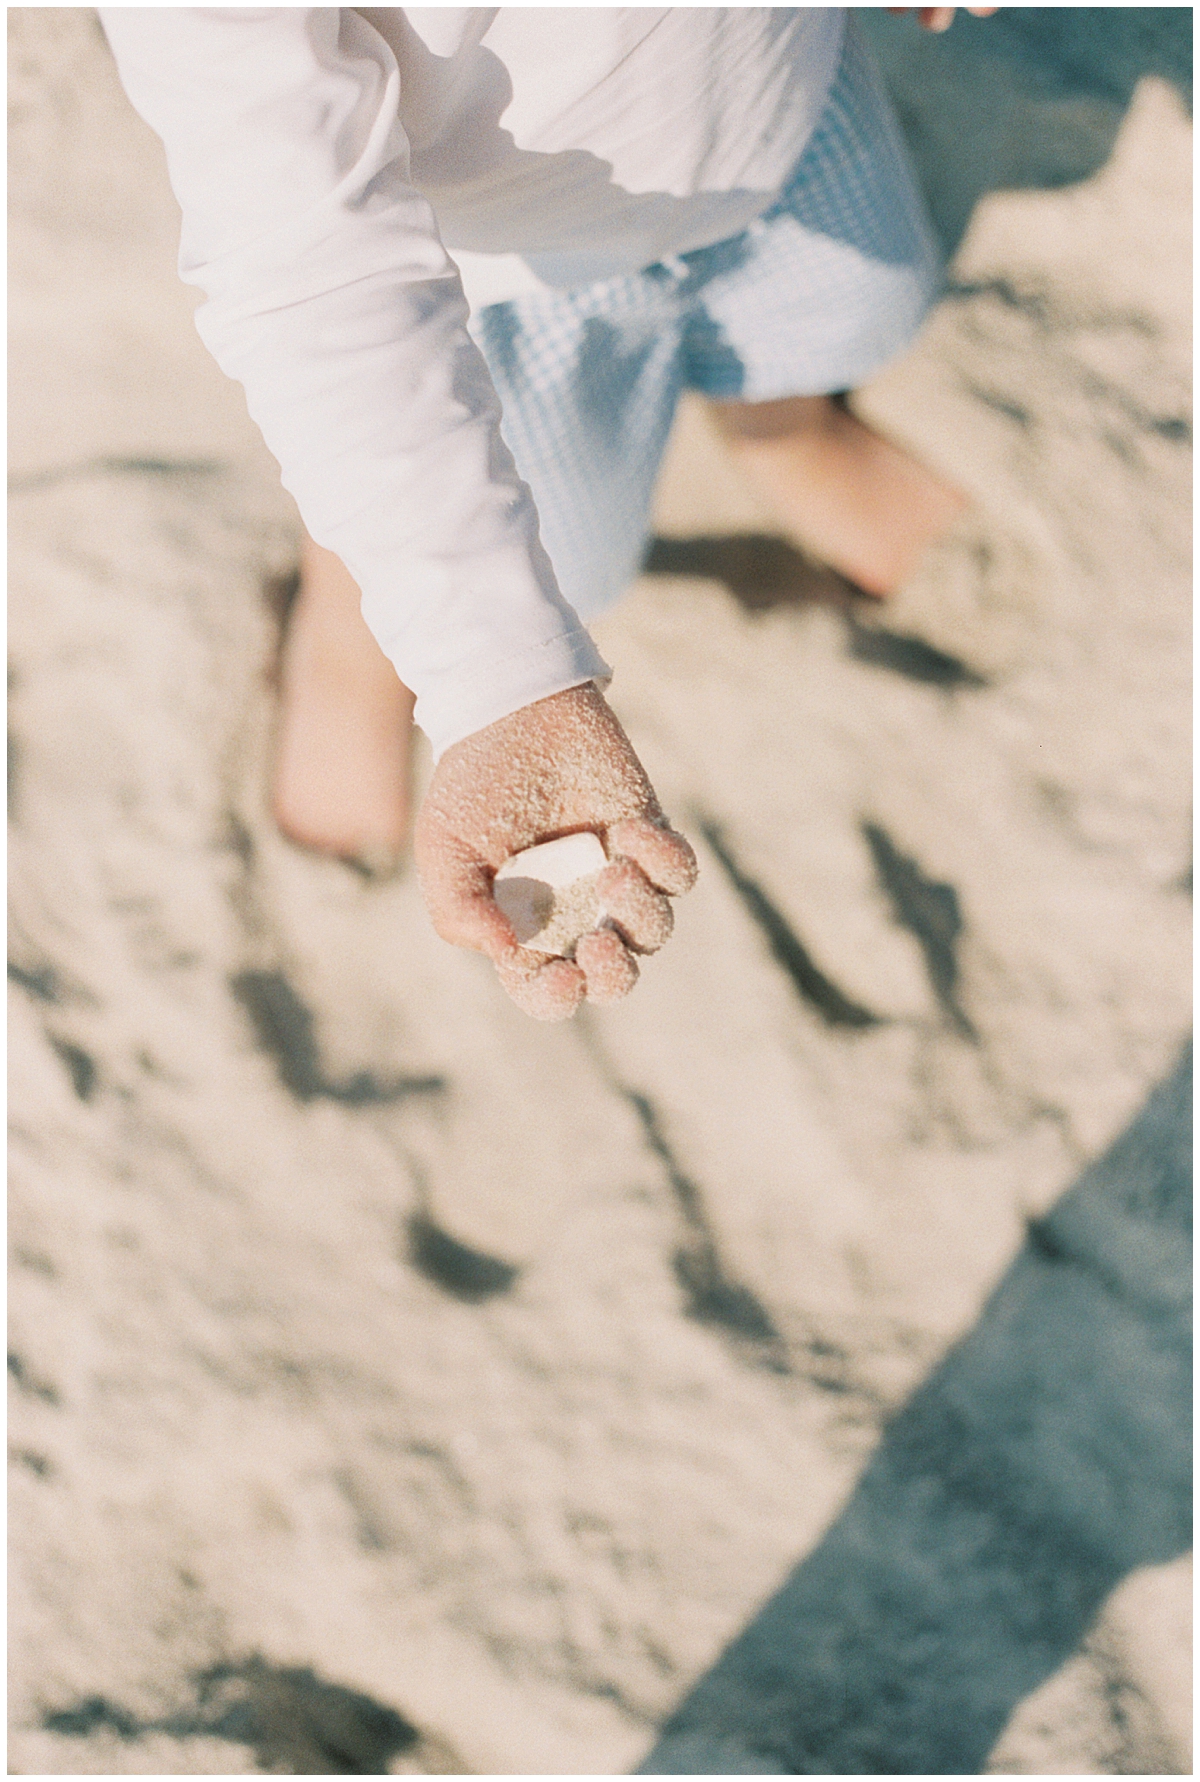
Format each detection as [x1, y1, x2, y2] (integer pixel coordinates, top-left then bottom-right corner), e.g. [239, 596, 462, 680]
[100, 8, 845, 755]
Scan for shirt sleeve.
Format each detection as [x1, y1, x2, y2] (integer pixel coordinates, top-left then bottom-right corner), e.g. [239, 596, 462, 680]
[98, 7, 611, 759]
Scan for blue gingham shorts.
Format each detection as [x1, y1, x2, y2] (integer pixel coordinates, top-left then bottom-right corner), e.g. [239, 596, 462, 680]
[469, 17, 941, 622]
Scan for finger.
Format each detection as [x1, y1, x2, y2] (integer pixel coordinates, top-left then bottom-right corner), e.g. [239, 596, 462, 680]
[597, 857, 674, 954]
[416, 842, 524, 961]
[494, 950, 586, 1021]
[920, 7, 956, 29]
[430, 877, 522, 960]
[605, 815, 698, 897]
[576, 928, 640, 1005]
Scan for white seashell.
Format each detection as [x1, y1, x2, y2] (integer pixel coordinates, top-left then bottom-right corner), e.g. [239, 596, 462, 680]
[494, 832, 609, 956]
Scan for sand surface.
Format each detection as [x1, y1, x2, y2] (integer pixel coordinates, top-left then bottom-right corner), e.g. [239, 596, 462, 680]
[8, 11, 1191, 1776]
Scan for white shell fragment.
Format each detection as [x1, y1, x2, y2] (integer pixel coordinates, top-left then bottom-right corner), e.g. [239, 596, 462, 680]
[494, 832, 609, 957]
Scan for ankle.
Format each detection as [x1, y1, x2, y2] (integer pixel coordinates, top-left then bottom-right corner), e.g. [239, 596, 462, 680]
[711, 392, 839, 445]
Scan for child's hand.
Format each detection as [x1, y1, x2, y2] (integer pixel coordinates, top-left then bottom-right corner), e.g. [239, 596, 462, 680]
[413, 683, 698, 1020]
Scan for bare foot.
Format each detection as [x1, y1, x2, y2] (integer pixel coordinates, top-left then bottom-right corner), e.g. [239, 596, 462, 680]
[710, 393, 967, 597]
[271, 535, 415, 871]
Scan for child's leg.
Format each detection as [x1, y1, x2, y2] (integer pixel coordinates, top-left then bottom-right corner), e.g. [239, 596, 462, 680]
[272, 533, 414, 869]
[684, 18, 961, 594]
[710, 392, 965, 597]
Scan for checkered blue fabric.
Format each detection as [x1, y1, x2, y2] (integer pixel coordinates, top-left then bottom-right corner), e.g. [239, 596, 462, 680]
[469, 17, 941, 622]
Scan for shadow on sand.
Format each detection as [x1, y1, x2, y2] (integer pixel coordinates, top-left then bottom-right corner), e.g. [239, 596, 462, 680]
[859, 5, 1192, 256]
[639, 1043, 1192, 1773]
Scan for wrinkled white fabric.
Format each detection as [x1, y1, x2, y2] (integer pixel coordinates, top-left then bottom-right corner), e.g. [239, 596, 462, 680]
[100, 8, 844, 755]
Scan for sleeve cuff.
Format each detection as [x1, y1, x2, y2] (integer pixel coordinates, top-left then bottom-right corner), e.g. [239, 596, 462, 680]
[413, 626, 613, 761]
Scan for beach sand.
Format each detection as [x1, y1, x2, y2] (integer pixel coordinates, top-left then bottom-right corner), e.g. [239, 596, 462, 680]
[9, 11, 1191, 1775]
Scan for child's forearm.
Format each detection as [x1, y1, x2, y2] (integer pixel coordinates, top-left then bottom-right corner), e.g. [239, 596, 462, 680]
[100, 6, 608, 755]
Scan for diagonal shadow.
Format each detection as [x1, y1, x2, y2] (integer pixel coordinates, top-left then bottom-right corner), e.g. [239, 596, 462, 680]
[697, 816, 882, 1032]
[862, 821, 978, 1041]
[623, 1087, 790, 1372]
[639, 1042, 1192, 1774]
[575, 1010, 790, 1371]
[642, 534, 857, 613]
[230, 969, 445, 1108]
[641, 536, 988, 691]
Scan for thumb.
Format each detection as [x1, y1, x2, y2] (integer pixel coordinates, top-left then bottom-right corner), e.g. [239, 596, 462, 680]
[417, 844, 522, 963]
